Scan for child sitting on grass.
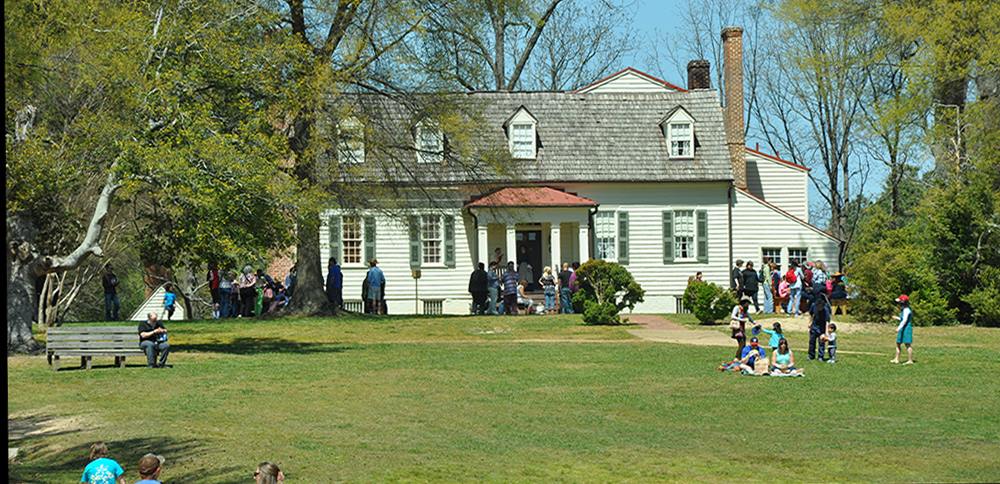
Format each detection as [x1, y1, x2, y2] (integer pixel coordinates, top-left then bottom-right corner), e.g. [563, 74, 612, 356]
[820, 323, 837, 363]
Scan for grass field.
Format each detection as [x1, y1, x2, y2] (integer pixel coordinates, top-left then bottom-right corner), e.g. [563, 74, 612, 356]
[8, 314, 1000, 483]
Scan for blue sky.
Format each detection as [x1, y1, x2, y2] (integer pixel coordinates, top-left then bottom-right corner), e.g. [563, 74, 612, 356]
[622, 0, 688, 79]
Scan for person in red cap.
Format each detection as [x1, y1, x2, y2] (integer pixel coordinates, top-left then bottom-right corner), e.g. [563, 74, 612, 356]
[891, 295, 914, 364]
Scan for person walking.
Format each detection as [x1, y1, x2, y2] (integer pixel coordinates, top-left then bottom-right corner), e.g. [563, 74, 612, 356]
[741, 261, 761, 312]
[366, 259, 386, 315]
[502, 261, 519, 315]
[80, 441, 126, 484]
[558, 262, 574, 314]
[486, 262, 501, 315]
[891, 294, 915, 365]
[326, 257, 343, 310]
[730, 299, 754, 359]
[808, 292, 831, 360]
[101, 265, 121, 321]
[162, 284, 178, 320]
[468, 263, 489, 314]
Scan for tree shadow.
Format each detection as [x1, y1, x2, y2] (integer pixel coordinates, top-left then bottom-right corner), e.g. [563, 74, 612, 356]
[8, 414, 83, 441]
[9, 435, 243, 483]
[180, 337, 359, 355]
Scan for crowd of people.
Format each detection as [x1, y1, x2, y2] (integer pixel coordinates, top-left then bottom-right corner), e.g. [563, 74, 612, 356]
[209, 263, 296, 319]
[468, 256, 582, 316]
[80, 441, 284, 483]
[730, 257, 847, 316]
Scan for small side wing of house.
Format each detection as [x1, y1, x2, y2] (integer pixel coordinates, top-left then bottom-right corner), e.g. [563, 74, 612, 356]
[732, 188, 840, 273]
[128, 284, 187, 321]
[744, 148, 810, 222]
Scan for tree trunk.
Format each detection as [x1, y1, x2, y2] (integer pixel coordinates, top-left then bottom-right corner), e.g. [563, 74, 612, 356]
[287, 211, 330, 314]
[7, 217, 44, 354]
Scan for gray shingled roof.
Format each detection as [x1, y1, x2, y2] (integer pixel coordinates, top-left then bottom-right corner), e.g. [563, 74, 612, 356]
[332, 90, 733, 184]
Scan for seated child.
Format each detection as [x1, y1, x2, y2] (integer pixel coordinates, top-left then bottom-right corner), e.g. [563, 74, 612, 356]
[819, 323, 837, 363]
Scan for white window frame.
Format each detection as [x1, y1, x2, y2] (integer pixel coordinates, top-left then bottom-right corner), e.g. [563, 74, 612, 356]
[415, 121, 444, 164]
[507, 108, 537, 159]
[672, 209, 697, 262]
[341, 215, 365, 267]
[420, 215, 444, 266]
[594, 211, 618, 262]
[788, 248, 809, 267]
[662, 109, 695, 159]
[337, 118, 365, 164]
[762, 247, 782, 270]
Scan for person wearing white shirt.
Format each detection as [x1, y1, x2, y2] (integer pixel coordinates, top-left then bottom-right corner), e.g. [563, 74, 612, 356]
[891, 294, 915, 365]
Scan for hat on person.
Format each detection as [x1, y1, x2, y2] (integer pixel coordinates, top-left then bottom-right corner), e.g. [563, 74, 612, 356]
[832, 272, 844, 277]
[895, 294, 909, 303]
[138, 453, 165, 476]
[749, 337, 759, 346]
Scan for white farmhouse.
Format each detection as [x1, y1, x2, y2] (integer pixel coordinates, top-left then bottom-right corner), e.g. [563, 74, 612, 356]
[317, 27, 840, 315]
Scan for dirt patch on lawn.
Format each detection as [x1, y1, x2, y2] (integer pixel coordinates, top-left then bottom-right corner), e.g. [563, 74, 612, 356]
[8, 412, 88, 442]
[626, 315, 733, 347]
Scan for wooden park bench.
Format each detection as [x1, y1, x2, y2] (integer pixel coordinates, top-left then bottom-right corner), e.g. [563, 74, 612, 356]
[46, 326, 145, 371]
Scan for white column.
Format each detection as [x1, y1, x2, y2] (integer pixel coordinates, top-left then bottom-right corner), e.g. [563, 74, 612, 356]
[477, 224, 489, 267]
[578, 223, 590, 262]
[550, 223, 561, 270]
[505, 224, 517, 266]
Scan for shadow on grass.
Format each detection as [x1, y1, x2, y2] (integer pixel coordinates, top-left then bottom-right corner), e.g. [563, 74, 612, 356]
[180, 337, 358, 355]
[9, 435, 242, 484]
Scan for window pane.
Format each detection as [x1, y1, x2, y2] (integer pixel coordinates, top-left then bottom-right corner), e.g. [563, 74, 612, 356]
[673, 210, 695, 260]
[788, 248, 808, 266]
[338, 120, 364, 163]
[418, 126, 443, 164]
[343, 216, 363, 264]
[511, 123, 534, 158]
[595, 211, 616, 260]
[762, 248, 782, 268]
[670, 123, 692, 157]
[422, 215, 442, 264]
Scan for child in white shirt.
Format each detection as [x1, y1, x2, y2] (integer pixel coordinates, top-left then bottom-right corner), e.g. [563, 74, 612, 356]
[820, 323, 837, 363]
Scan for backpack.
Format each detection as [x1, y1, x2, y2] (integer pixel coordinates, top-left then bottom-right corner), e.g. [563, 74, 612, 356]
[786, 269, 797, 284]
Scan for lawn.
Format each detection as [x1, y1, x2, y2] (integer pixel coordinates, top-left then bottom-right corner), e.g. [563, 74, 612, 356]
[8, 314, 1000, 483]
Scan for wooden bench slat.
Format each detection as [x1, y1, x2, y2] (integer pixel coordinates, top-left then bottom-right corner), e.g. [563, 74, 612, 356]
[46, 334, 137, 341]
[48, 327, 138, 334]
[48, 343, 142, 349]
[51, 351, 145, 356]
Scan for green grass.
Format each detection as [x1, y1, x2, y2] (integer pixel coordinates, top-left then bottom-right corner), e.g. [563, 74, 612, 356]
[9, 315, 1000, 482]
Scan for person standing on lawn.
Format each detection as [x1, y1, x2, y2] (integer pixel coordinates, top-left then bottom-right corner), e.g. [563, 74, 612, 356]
[101, 265, 121, 321]
[730, 299, 754, 359]
[487, 261, 501, 315]
[135, 454, 165, 484]
[207, 262, 221, 319]
[162, 284, 177, 320]
[238, 266, 257, 317]
[892, 294, 915, 365]
[558, 262, 574, 314]
[539, 266, 558, 314]
[760, 258, 774, 313]
[731, 259, 744, 296]
[80, 441, 126, 484]
[741, 261, 761, 312]
[468, 262, 489, 314]
[787, 261, 804, 316]
[502, 261, 519, 315]
[326, 257, 343, 310]
[138, 313, 169, 368]
[366, 259, 386, 315]
[808, 292, 831, 360]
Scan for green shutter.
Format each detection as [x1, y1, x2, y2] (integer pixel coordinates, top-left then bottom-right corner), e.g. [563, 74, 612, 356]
[364, 216, 376, 263]
[663, 211, 674, 264]
[618, 212, 629, 265]
[444, 215, 456, 268]
[409, 216, 421, 269]
[697, 210, 708, 263]
[328, 214, 342, 264]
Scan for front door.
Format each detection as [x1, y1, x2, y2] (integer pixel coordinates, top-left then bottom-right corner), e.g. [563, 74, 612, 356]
[516, 230, 543, 290]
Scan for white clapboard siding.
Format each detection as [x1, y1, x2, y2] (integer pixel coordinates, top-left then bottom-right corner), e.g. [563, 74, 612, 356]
[128, 284, 187, 321]
[745, 150, 809, 221]
[561, 182, 731, 313]
[577, 68, 679, 94]
[732, 188, 840, 280]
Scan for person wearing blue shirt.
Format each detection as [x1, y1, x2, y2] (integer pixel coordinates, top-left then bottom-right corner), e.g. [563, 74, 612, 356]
[759, 322, 785, 351]
[326, 257, 343, 310]
[502, 261, 519, 315]
[81, 442, 125, 484]
[366, 259, 386, 315]
[162, 284, 177, 320]
[738, 337, 767, 374]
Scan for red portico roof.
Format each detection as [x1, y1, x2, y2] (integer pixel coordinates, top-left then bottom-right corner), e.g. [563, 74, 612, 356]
[466, 187, 598, 208]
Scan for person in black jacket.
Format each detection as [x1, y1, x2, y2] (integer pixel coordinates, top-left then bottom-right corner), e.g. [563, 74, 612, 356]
[741, 261, 761, 312]
[468, 263, 489, 314]
[731, 259, 744, 296]
[101, 265, 121, 321]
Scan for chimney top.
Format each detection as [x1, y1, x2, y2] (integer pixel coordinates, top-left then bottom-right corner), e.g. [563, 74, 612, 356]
[721, 26, 744, 39]
[686, 60, 710, 90]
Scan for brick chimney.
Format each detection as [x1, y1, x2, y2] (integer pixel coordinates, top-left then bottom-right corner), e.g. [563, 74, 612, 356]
[687, 60, 710, 90]
[722, 26, 746, 189]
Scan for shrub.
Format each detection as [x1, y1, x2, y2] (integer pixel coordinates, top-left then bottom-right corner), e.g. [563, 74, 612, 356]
[683, 281, 737, 324]
[571, 260, 644, 325]
[964, 266, 1000, 327]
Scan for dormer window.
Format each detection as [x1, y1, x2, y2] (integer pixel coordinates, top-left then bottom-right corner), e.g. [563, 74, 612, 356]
[415, 121, 444, 164]
[337, 117, 365, 164]
[660, 107, 695, 159]
[505, 106, 537, 159]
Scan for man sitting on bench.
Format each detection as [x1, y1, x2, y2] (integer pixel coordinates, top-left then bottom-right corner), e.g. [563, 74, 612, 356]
[138, 313, 170, 368]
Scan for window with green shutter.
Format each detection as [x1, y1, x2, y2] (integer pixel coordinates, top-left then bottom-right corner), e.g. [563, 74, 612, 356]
[662, 211, 674, 264]
[328, 214, 342, 264]
[696, 210, 708, 263]
[364, 216, 376, 263]
[617, 212, 629, 265]
[408, 216, 421, 269]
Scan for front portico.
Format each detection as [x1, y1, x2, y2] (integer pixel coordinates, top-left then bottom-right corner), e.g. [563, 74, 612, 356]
[466, 187, 597, 272]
